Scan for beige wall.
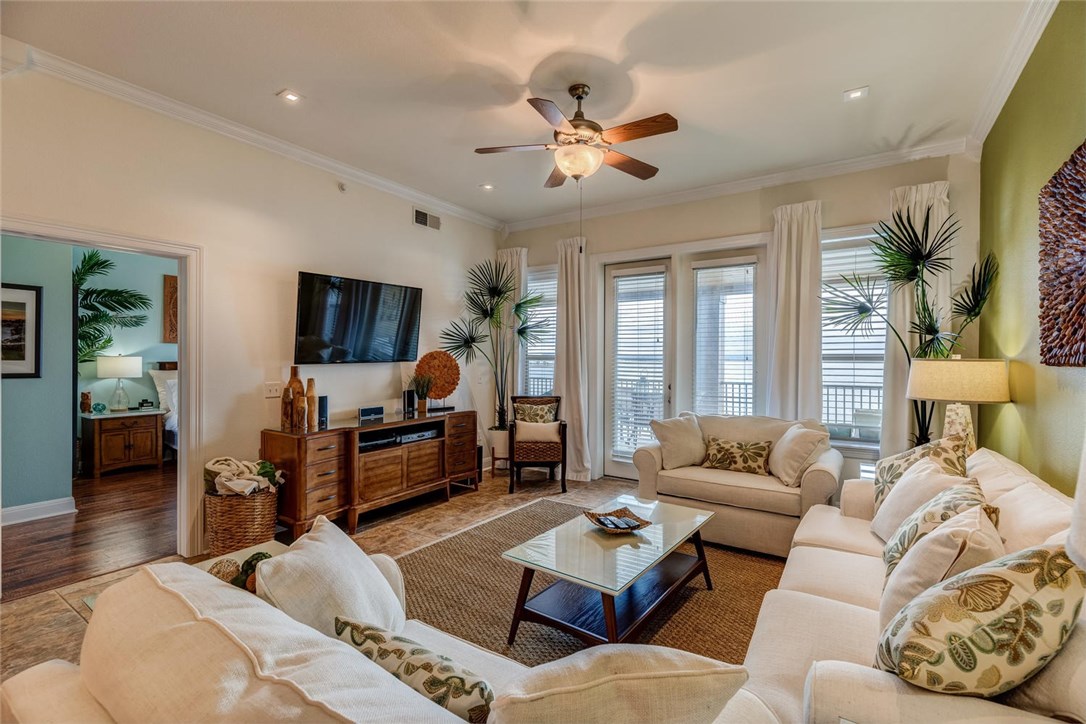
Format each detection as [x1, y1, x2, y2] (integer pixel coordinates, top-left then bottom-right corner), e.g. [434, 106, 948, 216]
[505, 156, 972, 268]
[978, 0, 1086, 494]
[1, 70, 500, 470]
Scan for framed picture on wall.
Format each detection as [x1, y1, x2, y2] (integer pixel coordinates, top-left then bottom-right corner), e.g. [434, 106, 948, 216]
[2, 283, 43, 379]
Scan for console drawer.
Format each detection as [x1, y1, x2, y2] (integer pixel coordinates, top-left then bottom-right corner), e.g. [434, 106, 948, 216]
[306, 482, 348, 517]
[445, 435, 474, 456]
[306, 435, 344, 464]
[304, 457, 346, 490]
[100, 415, 158, 432]
[447, 449, 476, 476]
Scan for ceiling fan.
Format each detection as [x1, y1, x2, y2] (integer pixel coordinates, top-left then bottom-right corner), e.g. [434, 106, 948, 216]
[475, 83, 678, 188]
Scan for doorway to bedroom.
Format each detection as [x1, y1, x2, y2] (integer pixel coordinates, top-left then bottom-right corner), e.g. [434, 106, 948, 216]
[1, 236, 182, 600]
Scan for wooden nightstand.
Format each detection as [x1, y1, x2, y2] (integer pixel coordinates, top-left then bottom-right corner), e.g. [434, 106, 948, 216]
[81, 410, 165, 478]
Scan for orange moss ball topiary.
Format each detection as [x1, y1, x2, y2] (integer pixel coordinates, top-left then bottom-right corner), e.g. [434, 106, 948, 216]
[415, 350, 460, 399]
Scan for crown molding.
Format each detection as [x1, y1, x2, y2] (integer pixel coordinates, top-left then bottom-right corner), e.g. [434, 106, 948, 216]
[506, 137, 968, 233]
[966, 0, 1059, 157]
[21, 46, 504, 231]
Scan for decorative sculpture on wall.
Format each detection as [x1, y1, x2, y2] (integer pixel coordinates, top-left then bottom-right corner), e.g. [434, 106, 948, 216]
[1039, 139, 1086, 366]
[163, 274, 179, 344]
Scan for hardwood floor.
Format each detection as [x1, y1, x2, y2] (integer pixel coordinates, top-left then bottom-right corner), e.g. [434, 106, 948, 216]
[1, 464, 177, 601]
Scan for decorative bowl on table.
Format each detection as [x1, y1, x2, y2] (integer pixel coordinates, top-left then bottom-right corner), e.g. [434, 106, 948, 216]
[584, 507, 651, 535]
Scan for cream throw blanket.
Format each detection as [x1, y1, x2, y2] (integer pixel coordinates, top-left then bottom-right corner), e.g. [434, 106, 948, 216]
[205, 457, 282, 496]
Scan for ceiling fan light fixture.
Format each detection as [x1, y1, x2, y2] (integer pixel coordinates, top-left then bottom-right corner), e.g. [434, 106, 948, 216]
[554, 143, 604, 180]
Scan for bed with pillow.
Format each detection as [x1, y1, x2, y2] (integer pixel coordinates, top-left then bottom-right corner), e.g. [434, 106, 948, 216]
[148, 362, 179, 452]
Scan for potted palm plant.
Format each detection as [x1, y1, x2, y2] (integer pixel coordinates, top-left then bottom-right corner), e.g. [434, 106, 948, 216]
[822, 208, 998, 445]
[440, 260, 546, 458]
[73, 249, 153, 364]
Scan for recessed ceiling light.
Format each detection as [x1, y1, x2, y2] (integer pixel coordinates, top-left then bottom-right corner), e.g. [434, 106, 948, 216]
[479, 183, 495, 190]
[843, 86, 869, 102]
[276, 89, 303, 103]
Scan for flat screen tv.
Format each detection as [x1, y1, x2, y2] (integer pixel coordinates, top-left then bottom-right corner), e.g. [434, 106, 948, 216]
[294, 272, 422, 364]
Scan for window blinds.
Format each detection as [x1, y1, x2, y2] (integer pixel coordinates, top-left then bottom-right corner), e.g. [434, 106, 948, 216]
[692, 264, 756, 416]
[610, 270, 666, 462]
[523, 267, 558, 396]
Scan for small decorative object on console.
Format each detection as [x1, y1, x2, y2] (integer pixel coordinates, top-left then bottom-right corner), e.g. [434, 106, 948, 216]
[584, 506, 651, 534]
[80, 391, 92, 413]
[409, 374, 433, 415]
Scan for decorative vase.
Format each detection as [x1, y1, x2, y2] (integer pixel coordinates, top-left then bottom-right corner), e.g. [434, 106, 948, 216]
[287, 366, 306, 433]
[305, 378, 318, 432]
[417, 397, 428, 415]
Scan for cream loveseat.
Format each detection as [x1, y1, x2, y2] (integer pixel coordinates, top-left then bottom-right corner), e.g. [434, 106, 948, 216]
[727, 447, 1081, 724]
[634, 415, 843, 556]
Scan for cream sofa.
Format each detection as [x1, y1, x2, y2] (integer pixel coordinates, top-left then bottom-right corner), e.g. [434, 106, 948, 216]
[634, 415, 843, 556]
[727, 447, 1080, 723]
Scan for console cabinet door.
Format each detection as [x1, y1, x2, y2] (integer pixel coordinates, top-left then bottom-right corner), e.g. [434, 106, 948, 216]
[100, 431, 130, 466]
[405, 440, 443, 487]
[359, 448, 404, 502]
[129, 429, 159, 463]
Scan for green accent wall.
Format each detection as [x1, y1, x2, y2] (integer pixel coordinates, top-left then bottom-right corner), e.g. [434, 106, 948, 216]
[2, 234, 75, 507]
[978, 0, 1086, 494]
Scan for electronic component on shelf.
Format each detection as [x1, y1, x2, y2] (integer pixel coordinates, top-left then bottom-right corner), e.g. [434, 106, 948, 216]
[400, 429, 438, 444]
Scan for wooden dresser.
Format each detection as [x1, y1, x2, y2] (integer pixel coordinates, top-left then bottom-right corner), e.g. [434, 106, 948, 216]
[81, 410, 165, 477]
[261, 410, 478, 538]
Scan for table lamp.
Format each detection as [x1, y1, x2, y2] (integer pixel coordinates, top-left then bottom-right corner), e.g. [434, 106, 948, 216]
[906, 358, 1010, 455]
[96, 355, 144, 412]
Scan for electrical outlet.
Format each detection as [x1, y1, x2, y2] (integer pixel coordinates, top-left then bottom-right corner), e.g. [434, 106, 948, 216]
[264, 382, 283, 399]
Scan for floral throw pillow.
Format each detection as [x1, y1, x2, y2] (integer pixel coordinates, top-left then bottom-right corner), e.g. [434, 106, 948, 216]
[335, 617, 494, 723]
[874, 436, 968, 513]
[702, 437, 771, 475]
[513, 402, 558, 423]
[883, 483, 996, 577]
[876, 545, 1086, 697]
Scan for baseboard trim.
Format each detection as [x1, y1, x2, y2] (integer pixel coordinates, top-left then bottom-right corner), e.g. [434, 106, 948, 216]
[1, 497, 77, 525]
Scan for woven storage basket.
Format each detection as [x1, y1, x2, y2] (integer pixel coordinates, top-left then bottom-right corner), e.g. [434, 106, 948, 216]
[204, 489, 277, 557]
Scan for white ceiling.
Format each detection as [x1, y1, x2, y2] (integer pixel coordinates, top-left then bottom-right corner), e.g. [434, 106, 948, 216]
[2, 1, 1029, 226]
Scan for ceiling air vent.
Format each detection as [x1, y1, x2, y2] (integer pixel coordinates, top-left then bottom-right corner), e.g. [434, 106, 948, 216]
[413, 208, 441, 231]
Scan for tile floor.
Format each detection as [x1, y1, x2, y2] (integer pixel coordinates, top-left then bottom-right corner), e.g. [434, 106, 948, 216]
[0, 470, 636, 682]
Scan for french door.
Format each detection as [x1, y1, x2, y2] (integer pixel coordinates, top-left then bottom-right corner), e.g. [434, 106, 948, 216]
[603, 262, 671, 478]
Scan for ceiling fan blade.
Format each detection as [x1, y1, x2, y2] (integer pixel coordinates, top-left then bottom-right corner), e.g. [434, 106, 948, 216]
[527, 98, 576, 134]
[604, 150, 659, 180]
[544, 165, 567, 188]
[601, 113, 678, 145]
[475, 144, 554, 154]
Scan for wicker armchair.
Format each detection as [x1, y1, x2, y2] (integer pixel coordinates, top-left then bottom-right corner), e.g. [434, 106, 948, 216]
[508, 395, 567, 494]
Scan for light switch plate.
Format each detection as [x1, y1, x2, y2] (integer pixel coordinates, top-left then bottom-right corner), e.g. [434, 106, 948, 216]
[264, 382, 283, 399]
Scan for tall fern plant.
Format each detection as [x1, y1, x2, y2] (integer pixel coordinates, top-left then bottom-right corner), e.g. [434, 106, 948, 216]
[822, 208, 998, 445]
[73, 250, 153, 364]
[440, 260, 545, 430]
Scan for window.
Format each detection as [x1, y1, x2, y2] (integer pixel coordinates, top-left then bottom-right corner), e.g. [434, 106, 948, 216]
[692, 263, 756, 415]
[522, 266, 557, 396]
[821, 237, 887, 443]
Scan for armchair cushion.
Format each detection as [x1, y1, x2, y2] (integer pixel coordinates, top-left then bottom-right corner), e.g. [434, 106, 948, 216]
[514, 421, 561, 442]
[769, 424, 829, 487]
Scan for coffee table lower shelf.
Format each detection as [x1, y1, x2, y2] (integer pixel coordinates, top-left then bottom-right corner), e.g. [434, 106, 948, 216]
[508, 545, 712, 646]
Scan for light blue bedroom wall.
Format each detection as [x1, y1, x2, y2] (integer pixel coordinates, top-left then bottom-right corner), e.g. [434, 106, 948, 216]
[75, 248, 178, 422]
[2, 234, 75, 507]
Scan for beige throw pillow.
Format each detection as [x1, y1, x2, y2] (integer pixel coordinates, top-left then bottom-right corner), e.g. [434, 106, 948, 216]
[515, 421, 561, 442]
[990, 482, 1073, 553]
[489, 644, 747, 724]
[871, 458, 971, 542]
[874, 436, 968, 513]
[255, 515, 405, 636]
[877, 545, 1086, 697]
[767, 423, 829, 487]
[883, 483, 995, 577]
[650, 415, 706, 470]
[702, 437, 771, 475]
[879, 505, 1005, 631]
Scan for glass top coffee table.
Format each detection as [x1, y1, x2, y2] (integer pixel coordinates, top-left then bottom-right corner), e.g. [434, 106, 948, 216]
[502, 494, 714, 646]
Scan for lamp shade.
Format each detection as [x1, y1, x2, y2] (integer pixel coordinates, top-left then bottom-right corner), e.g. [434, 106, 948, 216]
[906, 359, 1010, 404]
[554, 144, 604, 180]
[96, 355, 143, 379]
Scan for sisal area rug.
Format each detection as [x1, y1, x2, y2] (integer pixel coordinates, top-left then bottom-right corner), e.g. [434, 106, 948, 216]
[397, 499, 784, 666]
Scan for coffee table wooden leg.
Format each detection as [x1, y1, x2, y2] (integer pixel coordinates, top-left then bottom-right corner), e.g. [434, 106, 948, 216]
[692, 530, 713, 591]
[508, 568, 535, 645]
[602, 593, 619, 642]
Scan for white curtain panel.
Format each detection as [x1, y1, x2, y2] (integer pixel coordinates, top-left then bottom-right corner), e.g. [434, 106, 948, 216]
[766, 200, 823, 421]
[881, 182, 950, 457]
[496, 247, 528, 406]
[555, 237, 591, 481]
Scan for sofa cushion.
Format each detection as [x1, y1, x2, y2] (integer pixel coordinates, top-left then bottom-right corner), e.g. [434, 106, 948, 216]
[874, 436, 968, 512]
[695, 415, 822, 448]
[490, 644, 747, 724]
[871, 458, 972, 542]
[999, 604, 1086, 722]
[401, 621, 529, 694]
[883, 483, 993, 576]
[768, 424, 830, 487]
[990, 482, 1073, 553]
[702, 436, 772, 475]
[791, 504, 885, 557]
[967, 447, 1051, 501]
[335, 618, 494, 723]
[256, 515, 406, 636]
[743, 590, 880, 724]
[80, 563, 457, 722]
[778, 546, 885, 609]
[879, 505, 1005, 631]
[657, 467, 801, 517]
[876, 545, 1085, 697]
[0, 660, 113, 724]
[651, 415, 706, 469]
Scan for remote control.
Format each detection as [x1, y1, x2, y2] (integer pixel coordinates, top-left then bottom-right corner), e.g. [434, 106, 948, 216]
[597, 516, 618, 528]
[610, 517, 631, 529]
[619, 517, 641, 528]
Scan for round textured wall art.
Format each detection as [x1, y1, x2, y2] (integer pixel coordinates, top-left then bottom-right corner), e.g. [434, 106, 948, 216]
[1039, 139, 1086, 366]
[415, 350, 460, 399]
